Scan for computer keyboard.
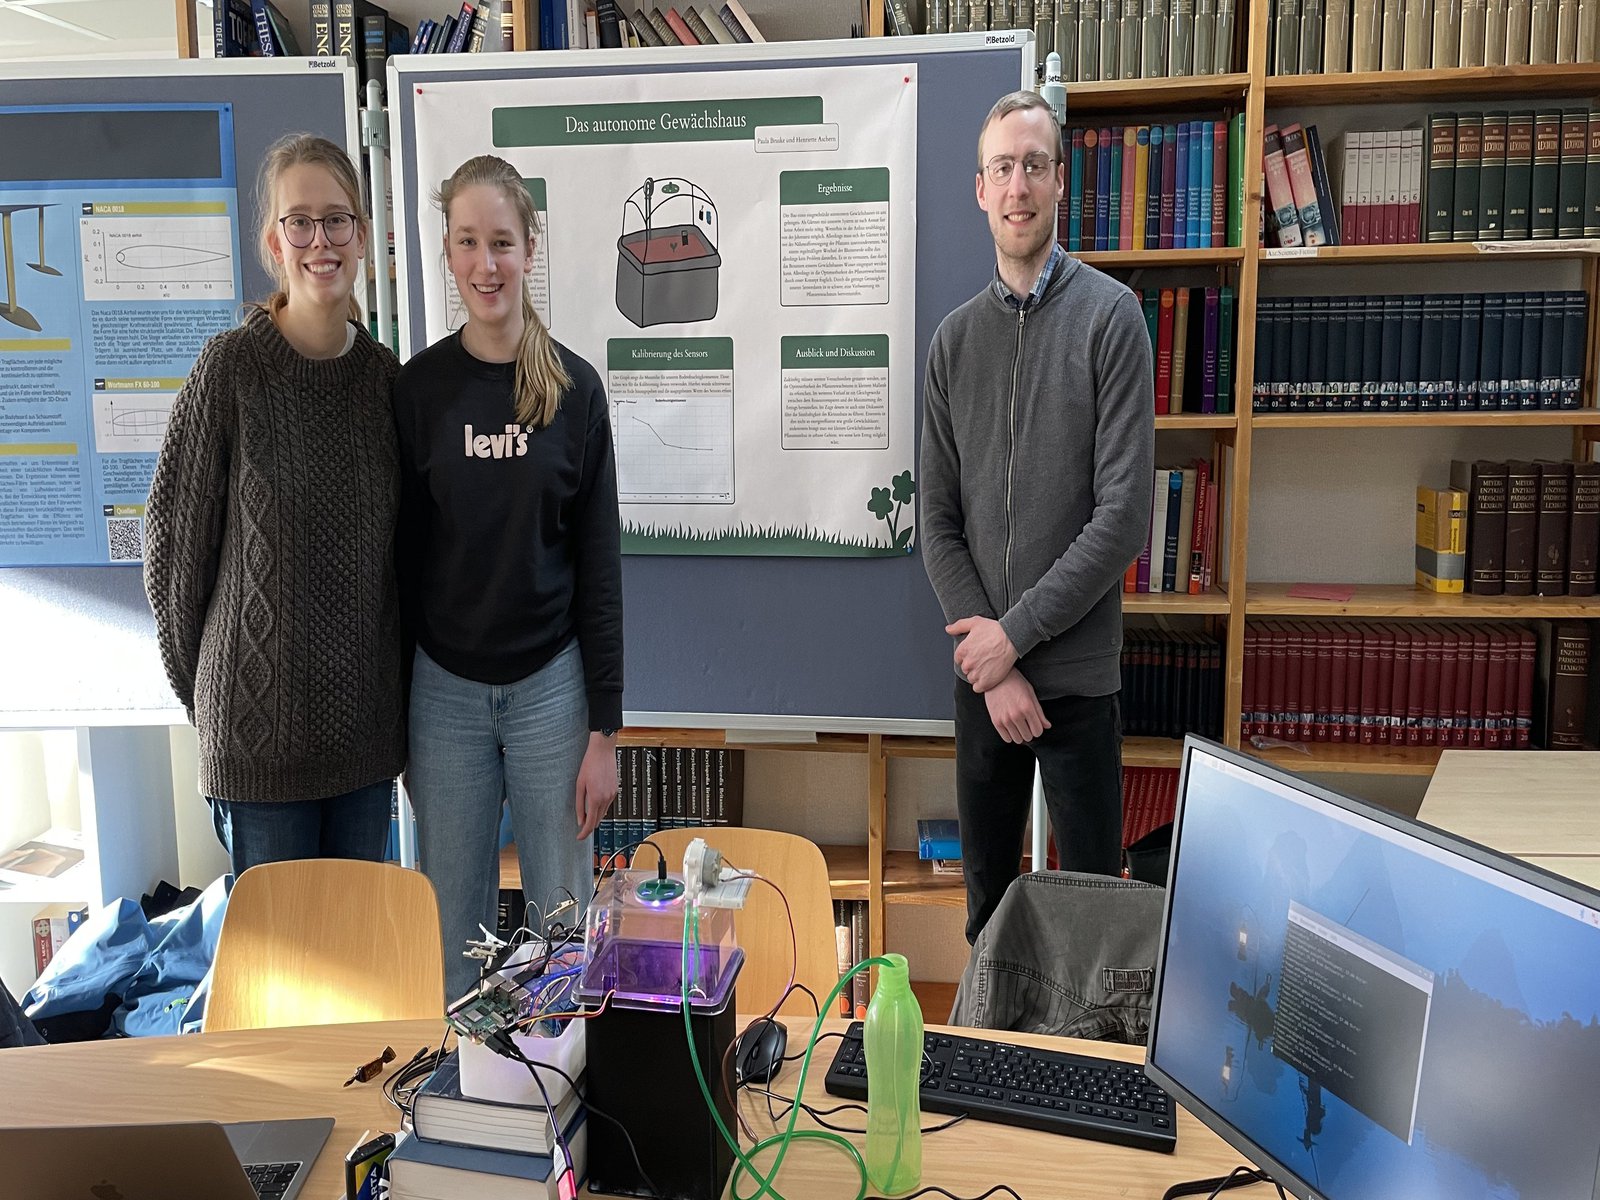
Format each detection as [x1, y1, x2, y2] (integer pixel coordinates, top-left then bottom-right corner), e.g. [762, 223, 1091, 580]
[823, 1021, 1177, 1153]
[243, 1160, 303, 1200]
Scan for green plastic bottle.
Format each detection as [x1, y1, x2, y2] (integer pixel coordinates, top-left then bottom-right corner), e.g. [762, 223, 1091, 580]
[864, 952, 923, 1194]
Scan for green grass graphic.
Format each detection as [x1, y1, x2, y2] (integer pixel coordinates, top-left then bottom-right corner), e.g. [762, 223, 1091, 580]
[622, 521, 910, 557]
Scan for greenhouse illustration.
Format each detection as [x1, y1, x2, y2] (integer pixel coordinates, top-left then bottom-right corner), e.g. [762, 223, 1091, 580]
[615, 176, 720, 328]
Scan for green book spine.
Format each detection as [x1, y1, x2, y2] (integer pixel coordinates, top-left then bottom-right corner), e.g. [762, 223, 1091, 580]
[1228, 112, 1245, 247]
[1557, 108, 1588, 238]
[1217, 285, 1235, 414]
[1142, 290, 1159, 352]
[1531, 109, 1563, 238]
[1477, 111, 1508, 238]
[1502, 111, 1535, 238]
[1587, 110, 1600, 238]
[1452, 113, 1483, 241]
[1426, 112, 1457, 242]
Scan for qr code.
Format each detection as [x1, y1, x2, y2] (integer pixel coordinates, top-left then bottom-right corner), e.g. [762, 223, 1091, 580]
[107, 516, 144, 562]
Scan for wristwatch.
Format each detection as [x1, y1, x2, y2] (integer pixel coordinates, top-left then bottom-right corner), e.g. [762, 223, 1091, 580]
[599, 727, 619, 737]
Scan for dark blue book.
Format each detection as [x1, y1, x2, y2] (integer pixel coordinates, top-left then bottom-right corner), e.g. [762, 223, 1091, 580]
[1538, 292, 1563, 410]
[1419, 294, 1446, 411]
[1499, 292, 1524, 411]
[1438, 293, 1464, 409]
[1144, 125, 1164, 249]
[1095, 125, 1112, 252]
[388, 1111, 587, 1200]
[1399, 293, 1423, 410]
[1160, 470, 1183, 593]
[1478, 291, 1504, 411]
[1560, 290, 1586, 408]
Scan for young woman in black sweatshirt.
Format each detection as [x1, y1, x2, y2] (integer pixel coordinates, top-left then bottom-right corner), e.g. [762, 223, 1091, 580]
[393, 154, 622, 1003]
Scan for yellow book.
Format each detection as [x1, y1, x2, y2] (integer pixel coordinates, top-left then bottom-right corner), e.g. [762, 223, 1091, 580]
[1169, 287, 1191, 413]
[1133, 124, 1150, 249]
[1415, 485, 1468, 592]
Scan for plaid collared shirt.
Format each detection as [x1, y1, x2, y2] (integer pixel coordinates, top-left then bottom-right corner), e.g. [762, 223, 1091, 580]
[995, 242, 1067, 311]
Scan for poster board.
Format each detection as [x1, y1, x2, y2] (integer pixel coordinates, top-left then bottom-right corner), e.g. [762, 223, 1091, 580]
[391, 34, 1033, 730]
[0, 58, 359, 722]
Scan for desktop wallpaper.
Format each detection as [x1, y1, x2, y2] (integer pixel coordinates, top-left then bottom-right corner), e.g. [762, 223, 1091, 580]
[1151, 754, 1600, 1200]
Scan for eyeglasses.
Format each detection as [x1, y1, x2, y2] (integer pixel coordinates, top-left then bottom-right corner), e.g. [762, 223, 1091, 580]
[983, 153, 1058, 185]
[278, 212, 359, 248]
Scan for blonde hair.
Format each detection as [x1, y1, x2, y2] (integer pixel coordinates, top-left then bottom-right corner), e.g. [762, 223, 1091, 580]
[254, 133, 366, 323]
[437, 155, 570, 430]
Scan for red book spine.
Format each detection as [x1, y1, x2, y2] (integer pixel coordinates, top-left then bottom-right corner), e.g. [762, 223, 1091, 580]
[1437, 625, 1460, 748]
[1155, 289, 1174, 413]
[1467, 627, 1490, 748]
[1212, 119, 1228, 248]
[1267, 622, 1288, 740]
[1381, 625, 1405, 745]
[1514, 628, 1535, 749]
[1448, 626, 1470, 747]
[1189, 457, 1211, 594]
[1404, 626, 1427, 746]
[1328, 623, 1348, 743]
[1484, 628, 1507, 749]
[1420, 627, 1443, 747]
[1360, 625, 1381, 744]
[1283, 622, 1305, 741]
[1242, 624, 1259, 739]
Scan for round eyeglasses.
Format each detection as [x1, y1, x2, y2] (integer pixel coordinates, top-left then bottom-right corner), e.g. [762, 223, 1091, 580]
[278, 212, 359, 249]
[983, 154, 1059, 185]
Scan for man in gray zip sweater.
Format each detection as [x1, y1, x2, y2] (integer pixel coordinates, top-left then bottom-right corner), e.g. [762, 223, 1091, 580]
[921, 90, 1155, 943]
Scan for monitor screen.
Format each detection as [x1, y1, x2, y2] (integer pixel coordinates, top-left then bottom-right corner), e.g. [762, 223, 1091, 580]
[1146, 738, 1600, 1200]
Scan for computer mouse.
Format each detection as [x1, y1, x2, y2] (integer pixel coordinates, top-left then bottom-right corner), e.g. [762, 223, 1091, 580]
[734, 1019, 788, 1086]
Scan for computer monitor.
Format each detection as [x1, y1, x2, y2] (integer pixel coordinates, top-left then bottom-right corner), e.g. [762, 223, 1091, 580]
[1146, 737, 1600, 1200]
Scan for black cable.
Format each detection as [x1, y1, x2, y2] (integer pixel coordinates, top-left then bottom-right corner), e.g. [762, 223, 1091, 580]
[489, 1033, 664, 1200]
[745, 1084, 971, 1137]
[1161, 1166, 1284, 1200]
[865, 1186, 1024, 1200]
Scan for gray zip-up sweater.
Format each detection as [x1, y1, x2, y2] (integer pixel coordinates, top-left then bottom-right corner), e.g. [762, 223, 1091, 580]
[920, 254, 1155, 699]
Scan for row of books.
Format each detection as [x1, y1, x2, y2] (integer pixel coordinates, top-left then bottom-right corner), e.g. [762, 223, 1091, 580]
[1060, 117, 1246, 251]
[406, 2, 505, 53]
[32, 903, 87, 977]
[594, 0, 767, 48]
[1449, 459, 1600, 597]
[1121, 766, 1179, 849]
[1250, 291, 1589, 412]
[1119, 630, 1226, 739]
[1326, 128, 1425, 245]
[1268, 0, 1600, 74]
[1127, 459, 1222, 594]
[595, 746, 746, 864]
[1262, 123, 1350, 246]
[1040, 0, 1242, 80]
[1241, 619, 1593, 750]
[390, 1050, 587, 1200]
[1138, 286, 1237, 414]
[1426, 109, 1600, 243]
[832, 900, 872, 1018]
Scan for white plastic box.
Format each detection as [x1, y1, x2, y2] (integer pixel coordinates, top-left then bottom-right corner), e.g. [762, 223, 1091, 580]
[457, 1009, 586, 1106]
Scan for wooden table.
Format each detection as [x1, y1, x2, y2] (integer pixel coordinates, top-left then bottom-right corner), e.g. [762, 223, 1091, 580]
[6, 1016, 1248, 1199]
[1418, 750, 1600, 888]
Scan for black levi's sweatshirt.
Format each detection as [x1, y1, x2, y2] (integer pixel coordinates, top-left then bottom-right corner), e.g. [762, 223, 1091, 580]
[393, 330, 623, 730]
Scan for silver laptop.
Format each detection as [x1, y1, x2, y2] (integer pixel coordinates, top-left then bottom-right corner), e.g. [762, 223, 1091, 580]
[0, 1117, 334, 1200]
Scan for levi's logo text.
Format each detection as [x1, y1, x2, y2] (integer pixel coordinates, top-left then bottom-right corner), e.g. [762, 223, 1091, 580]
[464, 423, 529, 458]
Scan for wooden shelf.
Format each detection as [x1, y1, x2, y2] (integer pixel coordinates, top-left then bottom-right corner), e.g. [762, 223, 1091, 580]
[883, 736, 956, 760]
[883, 850, 966, 907]
[1264, 63, 1600, 106]
[1254, 410, 1600, 428]
[1244, 741, 1445, 776]
[1122, 736, 1185, 767]
[820, 843, 869, 901]
[1156, 413, 1238, 429]
[1261, 240, 1600, 264]
[1057, 72, 1251, 112]
[1074, 247, 1245, 267]
[1246, 582, 1600, 618]
[1125, 585, 1231, 614]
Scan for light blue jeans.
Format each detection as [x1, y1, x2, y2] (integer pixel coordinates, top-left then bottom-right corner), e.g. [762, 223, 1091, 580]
[408, 640, 591, 1004]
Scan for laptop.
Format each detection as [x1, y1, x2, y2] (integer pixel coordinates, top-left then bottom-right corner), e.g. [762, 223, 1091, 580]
[0, 1117, 334, 1200]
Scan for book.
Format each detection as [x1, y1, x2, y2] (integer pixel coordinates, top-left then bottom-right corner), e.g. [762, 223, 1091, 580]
[1415, 485, 1468, 592]
[1451, 459, 1507, 594]
[721, 0, 766, 39]
[1538, 622, 1592, 748]
[930, 859, 964, 876]
[1503, 460, 1539, 595]
[413, 1053, 585, 1156]
[214, 0, 254, 55]
[32, 902, 87, 976]
[916, 818, 961, 860]
[1534, 460, 1572, 595]
[1568, 461, 1600, 595]
[387, 1114, 586, 1200]
[1262, 126, 1304, 246]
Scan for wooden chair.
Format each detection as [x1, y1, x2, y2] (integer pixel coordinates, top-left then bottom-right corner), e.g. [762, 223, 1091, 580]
[203, 859, 445, 1032]
[642, 827, 841, 1018]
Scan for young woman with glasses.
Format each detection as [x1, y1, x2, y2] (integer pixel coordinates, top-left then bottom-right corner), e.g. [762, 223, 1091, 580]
[144, 133, 404, 877]
[393, 154, 621, 1003]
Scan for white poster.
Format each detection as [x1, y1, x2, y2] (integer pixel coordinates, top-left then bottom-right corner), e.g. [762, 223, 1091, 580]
[410, 63, 918, 556]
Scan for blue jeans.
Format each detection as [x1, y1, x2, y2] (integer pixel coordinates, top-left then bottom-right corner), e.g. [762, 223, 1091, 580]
[407, 640, 591, 1004]
[208, 781, 394, 878]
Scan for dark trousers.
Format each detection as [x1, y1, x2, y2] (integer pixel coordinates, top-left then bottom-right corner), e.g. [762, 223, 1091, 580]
[954, 682, 1122, 944]
[208, 780, 394, 878]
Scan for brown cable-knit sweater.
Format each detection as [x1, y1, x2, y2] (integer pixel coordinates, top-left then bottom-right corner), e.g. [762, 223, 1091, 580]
[144, 308, 405, 803]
